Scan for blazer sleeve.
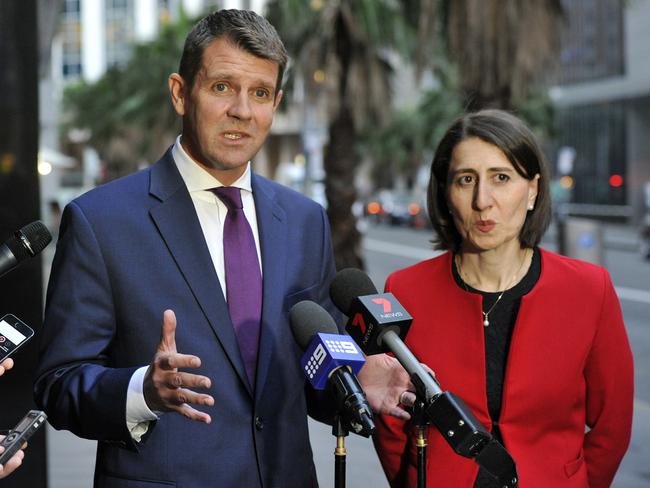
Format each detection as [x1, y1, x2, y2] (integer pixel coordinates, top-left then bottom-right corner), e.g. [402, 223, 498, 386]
[371, 272, 411, 487]
[583, 268, 634, 488]
[33, 201, 142, 449]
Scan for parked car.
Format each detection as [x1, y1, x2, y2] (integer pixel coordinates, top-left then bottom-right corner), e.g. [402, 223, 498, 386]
[364, 190, 429, 229]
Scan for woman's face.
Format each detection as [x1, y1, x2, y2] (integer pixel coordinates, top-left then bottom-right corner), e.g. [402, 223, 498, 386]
[446, 137, 539, 253]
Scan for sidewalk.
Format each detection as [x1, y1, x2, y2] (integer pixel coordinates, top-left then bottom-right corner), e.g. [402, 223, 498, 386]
[542, 219, 640, 253]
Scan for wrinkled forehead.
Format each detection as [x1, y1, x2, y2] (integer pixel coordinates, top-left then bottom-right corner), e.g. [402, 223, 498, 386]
[194, 38, 279, 86]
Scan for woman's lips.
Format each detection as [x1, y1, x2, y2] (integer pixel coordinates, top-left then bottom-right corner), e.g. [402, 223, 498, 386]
[476, 220, 496, 233]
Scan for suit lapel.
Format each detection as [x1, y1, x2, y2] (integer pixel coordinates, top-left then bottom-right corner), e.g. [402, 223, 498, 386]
[148, 152, 252, 395]
[252, 174, 287, 398]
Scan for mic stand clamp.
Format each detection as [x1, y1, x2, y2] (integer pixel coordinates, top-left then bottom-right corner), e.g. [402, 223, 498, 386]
[425, 391, 518, 488]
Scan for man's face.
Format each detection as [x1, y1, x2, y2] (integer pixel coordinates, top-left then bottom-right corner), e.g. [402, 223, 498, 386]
[169, 38, 283, 184]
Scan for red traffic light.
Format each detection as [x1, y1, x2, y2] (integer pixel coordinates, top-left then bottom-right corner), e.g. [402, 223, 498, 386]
[609, 174, 624, 188]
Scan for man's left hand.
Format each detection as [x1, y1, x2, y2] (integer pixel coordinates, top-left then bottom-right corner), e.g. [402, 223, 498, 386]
[357, 354, 417, 420]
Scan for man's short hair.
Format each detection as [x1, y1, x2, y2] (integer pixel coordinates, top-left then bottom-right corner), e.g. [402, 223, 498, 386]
[179, 9, 288, 94]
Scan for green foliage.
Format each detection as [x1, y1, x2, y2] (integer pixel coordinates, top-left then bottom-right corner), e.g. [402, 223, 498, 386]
[362, 62, 463, 188]
[267, 0, 415, 59]
[513, 90, 556, 140]
[62, 14, 196, 180]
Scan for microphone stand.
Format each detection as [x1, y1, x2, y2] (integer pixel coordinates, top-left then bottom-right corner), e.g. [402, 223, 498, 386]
[382, 330, 518, 487]
[332, 415, 348, 488]
[412, 400, 429, 488]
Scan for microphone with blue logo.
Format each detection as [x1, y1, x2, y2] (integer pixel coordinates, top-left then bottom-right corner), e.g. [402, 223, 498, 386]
[289, 300, 375, 437]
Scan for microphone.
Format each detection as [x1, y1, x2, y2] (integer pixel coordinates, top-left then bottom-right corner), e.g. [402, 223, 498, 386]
[289, 300, 375, 437]
[0, 221, 52, 278]
[330, 268, 442, 399]
[330, 268, 519, 488]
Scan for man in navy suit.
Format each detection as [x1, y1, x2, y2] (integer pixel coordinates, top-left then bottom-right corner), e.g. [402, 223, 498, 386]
[34, 9, 414, 488]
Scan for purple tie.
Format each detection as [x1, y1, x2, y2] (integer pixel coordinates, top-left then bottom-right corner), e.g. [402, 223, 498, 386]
[213, 186, 262, 387]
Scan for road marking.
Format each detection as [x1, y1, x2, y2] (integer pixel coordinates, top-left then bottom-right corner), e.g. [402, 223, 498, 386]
[616, 286, 650, 305]
[364, 239, 650, 305]
[363, 238, 442, 261]
[635, 398, 650, 415]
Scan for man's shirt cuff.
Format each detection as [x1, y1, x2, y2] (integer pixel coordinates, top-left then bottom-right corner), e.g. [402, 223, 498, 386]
[126, 366, 160, 442]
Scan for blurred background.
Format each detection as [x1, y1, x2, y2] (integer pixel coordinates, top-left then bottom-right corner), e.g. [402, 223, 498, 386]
[1, 0, 649, 486]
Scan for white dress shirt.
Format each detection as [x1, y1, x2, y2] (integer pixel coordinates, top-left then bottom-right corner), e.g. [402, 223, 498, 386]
[125, 136, 262, 440]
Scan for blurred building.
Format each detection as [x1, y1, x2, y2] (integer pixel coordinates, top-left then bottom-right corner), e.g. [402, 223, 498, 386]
[551, 0, 650, 223]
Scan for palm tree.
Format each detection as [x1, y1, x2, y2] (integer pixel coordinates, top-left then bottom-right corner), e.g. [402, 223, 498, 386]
[441, 0, 564, 110]
[266, 0, 416, 270]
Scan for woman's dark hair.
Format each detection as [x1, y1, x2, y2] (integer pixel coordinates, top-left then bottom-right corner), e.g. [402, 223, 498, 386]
[427, 109, 551, 251]
[178, 9, 288, 94]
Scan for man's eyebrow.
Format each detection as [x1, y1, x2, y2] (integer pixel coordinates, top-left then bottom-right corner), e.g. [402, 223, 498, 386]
[200, 72, 276, 90]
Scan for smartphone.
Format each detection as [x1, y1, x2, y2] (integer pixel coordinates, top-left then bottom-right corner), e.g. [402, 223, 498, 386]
[0, 410, 47, 465]
[0, 314, 34, 363]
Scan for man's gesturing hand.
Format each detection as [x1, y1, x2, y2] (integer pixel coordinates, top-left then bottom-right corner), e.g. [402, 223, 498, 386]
[357, 354, 417, 421]
[144, 310, 214, 423]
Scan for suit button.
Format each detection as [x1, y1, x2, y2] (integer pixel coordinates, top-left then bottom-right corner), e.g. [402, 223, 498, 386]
[254, 416, 264, 431]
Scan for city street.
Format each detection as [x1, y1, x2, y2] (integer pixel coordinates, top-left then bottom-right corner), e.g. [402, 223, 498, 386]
[44, 221, 650, 487]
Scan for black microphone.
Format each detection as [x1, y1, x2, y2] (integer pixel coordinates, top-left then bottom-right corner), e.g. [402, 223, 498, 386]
[0, 221, 52, 278]
[330, 268, 519, 488]
[289, 300, 375, 437]
[330, 268, 442, 399]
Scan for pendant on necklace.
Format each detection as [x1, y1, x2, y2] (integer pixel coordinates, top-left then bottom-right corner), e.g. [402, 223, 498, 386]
[483, 313, 490, 327]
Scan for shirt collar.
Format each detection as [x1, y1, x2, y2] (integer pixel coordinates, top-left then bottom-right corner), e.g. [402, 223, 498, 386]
[171, 135, 253, 193]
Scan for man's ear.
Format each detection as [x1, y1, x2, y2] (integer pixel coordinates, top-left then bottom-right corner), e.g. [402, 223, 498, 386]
[169, 73, 187, 116]
[273, 89, 283, 112]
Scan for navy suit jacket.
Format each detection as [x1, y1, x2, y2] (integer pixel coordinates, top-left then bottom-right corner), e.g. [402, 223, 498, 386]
[34, 149, 340, 488]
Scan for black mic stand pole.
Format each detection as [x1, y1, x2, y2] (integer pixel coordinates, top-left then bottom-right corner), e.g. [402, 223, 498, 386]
[412, 400, 429, 488]
[332, 415, 348, 488]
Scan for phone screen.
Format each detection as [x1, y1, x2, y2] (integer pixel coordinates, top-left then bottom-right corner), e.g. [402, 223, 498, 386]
[0, 318, 29, 360]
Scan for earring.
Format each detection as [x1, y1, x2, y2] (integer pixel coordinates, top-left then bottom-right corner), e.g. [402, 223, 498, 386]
[528, 204, 534, 211]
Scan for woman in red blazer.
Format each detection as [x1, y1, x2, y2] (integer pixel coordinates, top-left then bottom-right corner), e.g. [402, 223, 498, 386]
[373, 110, 634, 488]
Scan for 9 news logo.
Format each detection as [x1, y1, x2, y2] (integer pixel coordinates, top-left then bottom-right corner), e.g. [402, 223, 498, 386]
[304, 338, 359, 379]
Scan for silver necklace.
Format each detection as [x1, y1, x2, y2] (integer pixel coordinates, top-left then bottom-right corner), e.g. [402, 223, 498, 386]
[456, 249, 530, 327]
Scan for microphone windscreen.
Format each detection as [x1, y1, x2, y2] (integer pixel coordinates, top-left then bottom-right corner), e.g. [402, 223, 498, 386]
[19, 221, 52, 256]
[289, 300, 338, 350]
[5, 234, 30, 261]
[329, 268, 378, 313]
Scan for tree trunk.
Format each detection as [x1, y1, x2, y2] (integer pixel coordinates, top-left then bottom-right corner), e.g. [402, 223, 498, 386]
[323, 10, 364, 271]
[324, 107, 364, 271]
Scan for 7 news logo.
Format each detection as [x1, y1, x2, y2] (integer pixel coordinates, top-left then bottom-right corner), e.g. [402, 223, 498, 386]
[350, 296, 403, 335]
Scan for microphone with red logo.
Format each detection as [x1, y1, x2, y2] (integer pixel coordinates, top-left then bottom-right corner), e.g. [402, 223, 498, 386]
[289, 300, 375, 437]
[330, 268, 519, 488]
[329, 268, 443, 399]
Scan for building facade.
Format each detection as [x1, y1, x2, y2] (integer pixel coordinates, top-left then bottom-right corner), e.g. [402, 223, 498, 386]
[551, 0, 650, 222]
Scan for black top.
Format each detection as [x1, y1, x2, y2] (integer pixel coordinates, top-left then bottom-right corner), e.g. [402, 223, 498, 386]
[452, 247, 541, 488]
